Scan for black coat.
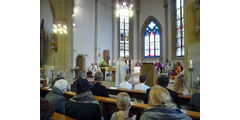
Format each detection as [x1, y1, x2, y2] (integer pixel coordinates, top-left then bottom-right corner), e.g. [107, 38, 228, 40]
[144, 87, 181, 108]
[65, 100, 102, 120]
[90, 82, 109, 97]
[45, 87, 66, 114]
[71, 78, 90, 92]
[190, 93, 200, 112]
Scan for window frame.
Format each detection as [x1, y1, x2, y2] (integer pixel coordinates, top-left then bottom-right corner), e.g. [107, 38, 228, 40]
[144, 21, 161, 58]
[175, 0, 184, 57]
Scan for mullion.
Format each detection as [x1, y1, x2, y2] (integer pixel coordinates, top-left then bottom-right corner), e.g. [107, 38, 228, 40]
[148, 32, 150, 56]
[154, 30, 156, 56]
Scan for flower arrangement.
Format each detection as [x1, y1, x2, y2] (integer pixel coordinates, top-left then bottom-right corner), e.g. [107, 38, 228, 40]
[99, 60, 109, 67]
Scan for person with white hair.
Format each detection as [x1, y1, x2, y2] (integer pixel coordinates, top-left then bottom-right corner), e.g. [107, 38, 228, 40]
[50, 71, 65, 88]
[45, 79, 68, 114]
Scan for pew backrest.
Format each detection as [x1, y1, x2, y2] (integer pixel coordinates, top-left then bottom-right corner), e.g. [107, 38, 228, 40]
[52, 112, 76, 120]
[40, 87, 199, 120]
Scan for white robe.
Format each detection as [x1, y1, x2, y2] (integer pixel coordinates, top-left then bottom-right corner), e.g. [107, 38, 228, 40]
[115, 61, 128, 87]
[90, 66, 97, 76]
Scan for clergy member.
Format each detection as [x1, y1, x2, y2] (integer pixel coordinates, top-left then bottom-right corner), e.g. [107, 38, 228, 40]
[115, 57, 128, 87]
[125, 56, 132, 74]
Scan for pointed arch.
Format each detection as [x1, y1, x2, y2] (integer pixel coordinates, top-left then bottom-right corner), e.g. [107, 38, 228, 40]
[141, 16, 163, 60]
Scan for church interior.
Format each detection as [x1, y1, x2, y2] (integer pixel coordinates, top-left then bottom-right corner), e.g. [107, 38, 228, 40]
[40, 0, 200, 119]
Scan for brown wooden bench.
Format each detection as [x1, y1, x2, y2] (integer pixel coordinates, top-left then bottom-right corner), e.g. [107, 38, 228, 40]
[107, 88, 146, 100]
[52, 112, 76, 120]
[40, 87, 200, 120]
[106, 87, 192, 105]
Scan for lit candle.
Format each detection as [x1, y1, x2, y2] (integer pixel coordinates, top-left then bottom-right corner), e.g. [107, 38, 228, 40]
[51, 66, 54, 70]
[189, 60, 193, 69]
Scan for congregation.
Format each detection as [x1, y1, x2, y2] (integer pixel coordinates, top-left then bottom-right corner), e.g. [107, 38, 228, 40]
[40, 0, 200, 119]
[41, 63, 200, 120]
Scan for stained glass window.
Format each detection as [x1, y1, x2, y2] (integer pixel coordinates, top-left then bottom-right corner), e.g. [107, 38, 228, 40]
[119, 4, 130, 58]
[144, 20, 160, 57]
[176, 0, 184, 57]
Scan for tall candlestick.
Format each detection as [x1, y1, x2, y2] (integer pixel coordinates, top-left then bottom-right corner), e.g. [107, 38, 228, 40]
[189, 60, 193, 69]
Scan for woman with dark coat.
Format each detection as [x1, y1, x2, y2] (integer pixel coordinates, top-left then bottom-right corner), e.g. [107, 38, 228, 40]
[65, 78, 102, 120]
[140, 85, 192, 120]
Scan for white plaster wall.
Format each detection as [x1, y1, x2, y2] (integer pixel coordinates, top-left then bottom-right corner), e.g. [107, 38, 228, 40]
[167, 0, 172, 61]
[113, 8, 119, 65]
[73, 0, 95, 70]
[40, 0, 54, 81]
[40, 0, 53, 37]
[139, 0, 167, 60]
[96, 0, 113, 65]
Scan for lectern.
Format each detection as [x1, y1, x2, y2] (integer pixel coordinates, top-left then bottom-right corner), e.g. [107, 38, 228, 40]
[140, 62, 158, 87]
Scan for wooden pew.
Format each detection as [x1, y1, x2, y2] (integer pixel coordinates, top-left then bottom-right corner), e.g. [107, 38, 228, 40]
[106, 88, 146, 100]
[106, 87, 192, 105]
[52, 112, 76, 120]
[40, 87, 199, 120]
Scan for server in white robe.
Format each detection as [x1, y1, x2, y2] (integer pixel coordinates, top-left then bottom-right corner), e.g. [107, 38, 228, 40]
[115, 57, 128, 87]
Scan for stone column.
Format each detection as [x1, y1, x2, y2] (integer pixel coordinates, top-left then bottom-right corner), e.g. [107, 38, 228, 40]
[184, 0, 200, 88]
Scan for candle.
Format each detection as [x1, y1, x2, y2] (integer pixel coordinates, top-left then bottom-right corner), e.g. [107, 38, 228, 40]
[51, 66, 54, 70]
[189, 60, 193, 69]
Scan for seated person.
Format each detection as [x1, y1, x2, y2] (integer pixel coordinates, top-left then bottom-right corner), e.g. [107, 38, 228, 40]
[40, 97, 54, 120]
[50, 71, 65, 88]
[72, 71, 87, 92]
[144, 75, 180, 108]
[119, 75, 133, 90]
[190, 93, 200, 112]
[90, 72, 109, 97]
[133, 75, 150, 91]
[173, 74, 191, 95]
[65, 78, 101, 120]
[140, 85, 192, 120]
[111, 92, 136, 120]
[45, 79, 68, 114]
[171, 62, 183, 80]
[94, 63, 101, 72]
[89, 63, 97, 77]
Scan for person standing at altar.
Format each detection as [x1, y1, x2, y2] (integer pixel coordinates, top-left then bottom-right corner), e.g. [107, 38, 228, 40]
[125, 56, 132, 74]
[154, 59, 162, 72]
[135, 60, 142, 67]
[163, 60, 169, 72]
[115, 57, 128, 87]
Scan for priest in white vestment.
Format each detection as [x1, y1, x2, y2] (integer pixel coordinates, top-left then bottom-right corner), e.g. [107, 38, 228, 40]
[115, 57, 128, 87]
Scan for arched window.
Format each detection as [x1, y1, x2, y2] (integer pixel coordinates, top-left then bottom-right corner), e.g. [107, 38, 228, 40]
[119, 13, 129, 57]
[176, 0, 184, 57]
[144, 20, 160, 57]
